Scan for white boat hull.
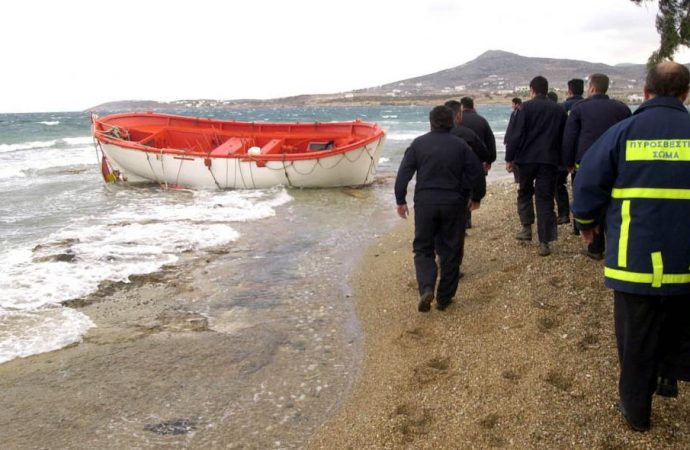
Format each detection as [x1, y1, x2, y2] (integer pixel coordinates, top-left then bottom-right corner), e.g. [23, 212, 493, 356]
[101, 136, 386, 189]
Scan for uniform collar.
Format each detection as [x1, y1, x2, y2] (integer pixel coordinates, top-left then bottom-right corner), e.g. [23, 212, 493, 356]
[634, 96, 689, 115]
[590, 94, 609, 100]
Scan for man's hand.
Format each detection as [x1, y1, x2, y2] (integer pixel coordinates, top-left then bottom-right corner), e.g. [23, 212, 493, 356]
[469, 200, 481, 211]
[397, 204, 409, 219]
[580, 226, 600, 244]
[506, 162, 513, 173]
[483, 162, 492, 172]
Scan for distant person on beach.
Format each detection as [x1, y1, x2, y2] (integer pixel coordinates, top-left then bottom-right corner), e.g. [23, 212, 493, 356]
[563, 78, 585, 112]
[460, 96, 497, 173]
[394, 105, 485, 312]
[572, 62, 690, 432]
[546, 91, 572, 226]
[460, 97, 496, 230]
[563, 73, 631, 259]
[444, 99, 490, 276]
[444, 100, 491, 164]
[504, 97, 522, 183]
[561, 78, 586, 234]
[505, 76, 567, 256]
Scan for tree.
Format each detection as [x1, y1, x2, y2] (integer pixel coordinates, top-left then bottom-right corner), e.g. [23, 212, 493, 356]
[631, 0, 690, 65]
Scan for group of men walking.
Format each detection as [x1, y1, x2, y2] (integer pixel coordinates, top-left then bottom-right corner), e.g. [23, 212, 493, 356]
[394, 61, 690, 433]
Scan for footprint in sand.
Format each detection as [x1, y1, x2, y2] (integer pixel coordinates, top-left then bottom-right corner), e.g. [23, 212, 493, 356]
[390, 404, 431, 442]
[412, 356, 451, 385]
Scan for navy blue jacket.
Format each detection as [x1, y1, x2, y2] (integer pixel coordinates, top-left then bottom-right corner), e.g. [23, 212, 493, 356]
[562, 94, 631, 167]
[572, 96, 690, 295]
[505, 95, 567, 166]
[395, 129, 485, 206]
[461, 109, 497, 163]
[562, 95, 584, 113]
[451, 125, 490, 163]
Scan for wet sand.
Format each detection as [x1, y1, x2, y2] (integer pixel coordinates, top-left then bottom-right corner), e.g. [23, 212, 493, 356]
[309, 179, 690, 449]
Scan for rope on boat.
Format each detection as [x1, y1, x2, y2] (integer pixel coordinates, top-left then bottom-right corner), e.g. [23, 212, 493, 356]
[145, 152, 165, 188]
[159, 148, 169, 189]
[281, 155, 293, 188]
[204, 158, 223, 190]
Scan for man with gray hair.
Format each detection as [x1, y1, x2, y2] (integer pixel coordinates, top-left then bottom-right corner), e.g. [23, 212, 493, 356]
[572, 62, 690, 432]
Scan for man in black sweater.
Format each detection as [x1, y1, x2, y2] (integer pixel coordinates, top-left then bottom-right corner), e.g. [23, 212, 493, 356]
[506, 76, 568, 256]
[395, 106, 485, 312]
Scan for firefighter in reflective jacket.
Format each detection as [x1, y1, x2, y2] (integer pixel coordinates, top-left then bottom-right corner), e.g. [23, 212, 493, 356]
[572, 62, 690, 432]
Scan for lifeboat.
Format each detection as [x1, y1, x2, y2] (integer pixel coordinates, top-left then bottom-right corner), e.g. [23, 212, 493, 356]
[91, 112, 386, 189]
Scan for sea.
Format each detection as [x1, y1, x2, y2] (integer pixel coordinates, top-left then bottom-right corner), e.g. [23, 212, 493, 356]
[0, 105, 511, 447]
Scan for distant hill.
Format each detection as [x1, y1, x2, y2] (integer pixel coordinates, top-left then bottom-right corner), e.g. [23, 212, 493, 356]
[89, 50, 686, 111]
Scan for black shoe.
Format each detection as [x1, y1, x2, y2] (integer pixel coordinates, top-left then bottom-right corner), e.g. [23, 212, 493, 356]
[436, 298, 453, 311]
[581, 249, 604, 260]
[538, 242, 551, 256]
[572, 228, 580, 236]
[557, 216, 570, 225]
[515, 225, 532, 241]
[617, 403, 650, 432]
[418, 291, 434, 312]
[656, 377, 679, 398]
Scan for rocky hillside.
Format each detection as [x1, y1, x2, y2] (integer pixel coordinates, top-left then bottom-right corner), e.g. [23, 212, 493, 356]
[90, 50, 686, 111]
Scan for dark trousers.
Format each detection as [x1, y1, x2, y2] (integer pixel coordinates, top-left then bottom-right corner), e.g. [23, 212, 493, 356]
[516, 163, 558, 243]
[614, 291, 690, 424]
[414, 203, 466, 303]
[555, 169, 570, 219]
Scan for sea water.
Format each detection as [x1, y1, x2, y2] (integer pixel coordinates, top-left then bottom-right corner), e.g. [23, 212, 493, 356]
[0, 105, 511, 447]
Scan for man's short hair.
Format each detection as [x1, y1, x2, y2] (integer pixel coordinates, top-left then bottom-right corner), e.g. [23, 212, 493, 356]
[444, 100, 462, 114]
[547, 92, 558, 102]
[529, 76, 549, 95]
[460, 97, 474, 109]
[512, 97, 522, 105]
[429, 105, 454, 131]
[589, 74, 609, 94]
[567, 78, 584, 96]
[646, 62, 690, 98]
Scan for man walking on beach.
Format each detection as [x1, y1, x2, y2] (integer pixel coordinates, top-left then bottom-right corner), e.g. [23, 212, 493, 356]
[572, 62, 690, 432]
[395, 105, 485, 312]
[459, 97, 495, 230]
[505, 76, 567, 256]
[563, 73, 631, 259]
[504, 97, 522, 183]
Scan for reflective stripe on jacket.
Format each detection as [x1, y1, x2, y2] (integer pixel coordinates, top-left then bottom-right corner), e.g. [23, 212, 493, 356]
[572, 96, 690, 295]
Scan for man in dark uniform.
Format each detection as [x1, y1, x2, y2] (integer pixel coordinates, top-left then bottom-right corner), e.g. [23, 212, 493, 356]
[505, 76, 568, 256]
[444, 100, 491, 164]
[460, 96, 497, 171]
[563, 73, 631, 259]
[563, 78, 584, 112]
[444, 100, 490, 277]
[562, 78, 585, 234]
[395, 106, 485, 312]
[459, 97, 496, 230]
[572, 62, 690, 432]
[504, 97, 522, 183]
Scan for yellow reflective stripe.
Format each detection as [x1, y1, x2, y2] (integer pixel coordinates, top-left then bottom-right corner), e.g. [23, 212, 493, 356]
[575, 217, 595, 224]
[651, 252, 664, 288]
[605, 267, 690, 285]
[612, 187, 690, 200]
[626, 139, 690, 161]
[605, 267, 652, 283]
[618, 200, 631, 268]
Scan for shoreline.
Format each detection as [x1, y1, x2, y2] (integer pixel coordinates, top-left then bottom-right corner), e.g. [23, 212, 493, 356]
[309, 179, 690, 449]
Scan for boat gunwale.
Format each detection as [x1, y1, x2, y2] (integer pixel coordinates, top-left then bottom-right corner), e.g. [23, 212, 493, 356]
[92, 112, 385, 162]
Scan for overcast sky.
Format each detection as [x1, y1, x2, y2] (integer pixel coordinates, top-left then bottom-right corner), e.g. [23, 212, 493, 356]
[1, 0, 687, 113]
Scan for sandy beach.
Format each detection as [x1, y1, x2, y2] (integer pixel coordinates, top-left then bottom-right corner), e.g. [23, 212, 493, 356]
[309, 179, 690, 449]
